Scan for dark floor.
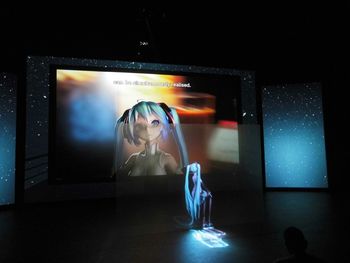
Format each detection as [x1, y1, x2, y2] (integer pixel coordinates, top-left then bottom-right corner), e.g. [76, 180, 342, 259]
[0, 191, 348, 263]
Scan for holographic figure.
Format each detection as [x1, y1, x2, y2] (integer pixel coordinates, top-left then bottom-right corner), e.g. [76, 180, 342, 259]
[185, 162, 226, 238]
[184, 162, 212, 228]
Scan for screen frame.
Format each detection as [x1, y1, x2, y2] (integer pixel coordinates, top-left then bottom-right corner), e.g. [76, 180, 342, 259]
[48, 64, 242, 185]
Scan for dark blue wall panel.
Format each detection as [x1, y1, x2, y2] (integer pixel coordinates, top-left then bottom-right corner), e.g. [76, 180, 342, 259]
[262, 83, 328, 188]
[0, 73, 16, 205]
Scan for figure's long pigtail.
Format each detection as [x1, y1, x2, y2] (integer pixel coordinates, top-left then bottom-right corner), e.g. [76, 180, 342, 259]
[184, 163, 202, 225]
[113, 109, 129, 177]
[193, 163, 202, 220]
[184, 164, 194, 225]
[170, 107, 189, 168]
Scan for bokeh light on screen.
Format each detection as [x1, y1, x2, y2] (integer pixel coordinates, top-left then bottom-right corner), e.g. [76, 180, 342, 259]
[69, 91, 115, 141]
[0, 74, 16, 206]
[262, 83, 328, 188]
[207, 126, 239, 164]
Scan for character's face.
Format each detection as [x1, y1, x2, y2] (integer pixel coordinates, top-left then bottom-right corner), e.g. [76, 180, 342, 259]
[134, 114, 163, 143]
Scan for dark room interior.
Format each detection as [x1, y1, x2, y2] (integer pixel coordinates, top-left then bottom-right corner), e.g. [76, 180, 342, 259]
[1, 4, 349, 263]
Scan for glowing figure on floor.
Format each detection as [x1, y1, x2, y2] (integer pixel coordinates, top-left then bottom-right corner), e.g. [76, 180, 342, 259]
[185, 162, 226, 239]
[184, 162, 212, 227]
[114, 101, 188, 177]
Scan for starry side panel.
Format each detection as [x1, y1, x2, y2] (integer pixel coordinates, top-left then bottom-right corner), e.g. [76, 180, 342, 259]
[262, 83, 328, 188]
[0, 73, 16, 205]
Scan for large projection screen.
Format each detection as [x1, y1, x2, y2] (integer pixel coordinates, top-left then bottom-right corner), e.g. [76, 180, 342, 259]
[25, 56, 260, 202]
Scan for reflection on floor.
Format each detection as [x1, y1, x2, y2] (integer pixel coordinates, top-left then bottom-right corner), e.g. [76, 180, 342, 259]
[192, 229, 228, 248]
[0, 192, 348, 262]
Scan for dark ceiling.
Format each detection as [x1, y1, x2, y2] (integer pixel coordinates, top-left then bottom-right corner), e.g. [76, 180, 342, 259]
[1, 4, 347, 75]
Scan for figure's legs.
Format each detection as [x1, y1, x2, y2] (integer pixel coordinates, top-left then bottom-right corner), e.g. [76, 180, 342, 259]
[202, 200, 207, 227]
[201, 192, 226, 237]
[202, 193, 213, 228]
[208, 193, 212, 227]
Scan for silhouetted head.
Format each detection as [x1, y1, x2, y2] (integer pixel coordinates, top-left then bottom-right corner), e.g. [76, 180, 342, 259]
[284, 226, 308, 255]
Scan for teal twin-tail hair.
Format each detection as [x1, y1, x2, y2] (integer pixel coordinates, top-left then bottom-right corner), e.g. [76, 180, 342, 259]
[184, 162, 202, 225]
[113, 101, 189, 175]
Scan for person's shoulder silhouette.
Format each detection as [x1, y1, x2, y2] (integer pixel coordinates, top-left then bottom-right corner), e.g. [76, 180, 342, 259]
[274, 226, 326, 263]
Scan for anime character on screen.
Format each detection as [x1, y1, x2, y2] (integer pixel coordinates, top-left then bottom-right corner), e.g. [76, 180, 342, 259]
[113, 101, 189, 177]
